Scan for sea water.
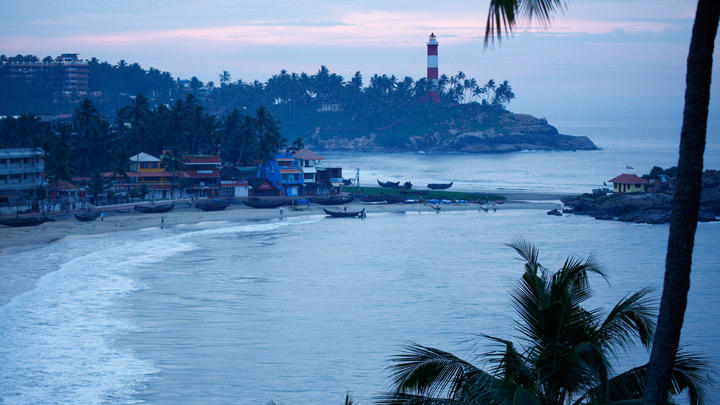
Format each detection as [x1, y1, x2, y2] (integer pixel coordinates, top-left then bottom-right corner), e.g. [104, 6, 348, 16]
[1, 114, 719, 404]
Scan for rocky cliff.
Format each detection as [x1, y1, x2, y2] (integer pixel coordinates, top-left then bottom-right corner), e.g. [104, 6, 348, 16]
[560, 170, 720, 224]
[305, 104, 598, 153]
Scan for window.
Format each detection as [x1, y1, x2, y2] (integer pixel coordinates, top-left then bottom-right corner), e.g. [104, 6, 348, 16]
[140, 162, 149, 169]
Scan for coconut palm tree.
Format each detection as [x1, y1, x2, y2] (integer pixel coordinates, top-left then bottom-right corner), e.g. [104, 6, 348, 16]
[219, 70, 232, 86]
[482, 1, 719, 401]
[161, 150, 186, 200]
[380, 240, 711, 405]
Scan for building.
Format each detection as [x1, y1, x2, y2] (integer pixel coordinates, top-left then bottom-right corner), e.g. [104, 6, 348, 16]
[292, 149, 324, 195]
[0, 148, 45, 200]
[609, 174, 648, 193]
[317, 103, 343, 112]
[426, 33, 440, 104]
[182, 155, 222, 197]
[256, 149, 344, 197]
[127, 152, 222, 199]
[1, 53, 90, 95]
[220, 180, 251, 198]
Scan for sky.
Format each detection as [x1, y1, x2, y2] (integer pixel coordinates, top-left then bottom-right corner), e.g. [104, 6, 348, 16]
[1, 0, 719, 120]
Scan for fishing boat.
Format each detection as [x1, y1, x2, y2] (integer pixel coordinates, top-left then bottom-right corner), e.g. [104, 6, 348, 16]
[323, 208, 365, 218]
[377, 179, 400, 188]
[196, 200, 230, 211]
[360, 194, 406, 204]
[313, 195, 354, 205]
[0, 216, 51, 227]
[243, 198, 287, 208]
[427, 181, 453, 190]
[74, 211, 102, 221]
[134, 204, 175, 213]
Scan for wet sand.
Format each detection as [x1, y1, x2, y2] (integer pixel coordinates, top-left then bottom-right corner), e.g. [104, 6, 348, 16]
[0, 193, 564, 255]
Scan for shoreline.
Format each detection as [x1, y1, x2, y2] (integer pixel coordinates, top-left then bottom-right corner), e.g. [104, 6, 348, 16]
[0, 191, 563, 256]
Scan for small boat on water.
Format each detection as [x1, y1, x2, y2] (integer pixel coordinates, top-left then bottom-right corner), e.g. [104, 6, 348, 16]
[313, 195, 354, 205]
[427, 181, 453, 190]
[196, 200, 230, 211]
[244, 198, 287, 209]
[377, 179, 400, 188]
[0, 216, 52, 227]
[74, 211, 102, 222]
[134, 204, 175, 213]
[323, 208, 365, 218]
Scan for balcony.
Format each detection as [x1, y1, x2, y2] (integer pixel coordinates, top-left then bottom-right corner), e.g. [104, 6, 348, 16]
[281, 179, 304, 185]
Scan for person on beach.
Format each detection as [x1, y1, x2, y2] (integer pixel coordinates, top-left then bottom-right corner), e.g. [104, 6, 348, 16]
[161, 216, 164, 229]
[279, 207, 284, 216]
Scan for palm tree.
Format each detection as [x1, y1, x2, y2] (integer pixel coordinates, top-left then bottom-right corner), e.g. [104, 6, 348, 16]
[219, 70, 232, 86]
[161, 150, 186, 200]
[483, 1, 719, 401]
[380, 240, 711, 404]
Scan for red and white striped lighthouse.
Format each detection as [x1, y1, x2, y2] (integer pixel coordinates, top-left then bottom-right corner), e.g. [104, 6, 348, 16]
[426, 33, 440, 104]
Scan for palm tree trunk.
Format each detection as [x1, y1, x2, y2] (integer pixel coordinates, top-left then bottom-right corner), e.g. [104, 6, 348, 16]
[643, 1, 719, 402]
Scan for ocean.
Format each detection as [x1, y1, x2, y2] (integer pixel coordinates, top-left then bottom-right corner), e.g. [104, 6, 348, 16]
[1, 113, 719, 404]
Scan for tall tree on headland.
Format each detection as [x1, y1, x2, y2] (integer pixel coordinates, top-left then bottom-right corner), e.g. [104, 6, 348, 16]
[483, 0, 719, 402]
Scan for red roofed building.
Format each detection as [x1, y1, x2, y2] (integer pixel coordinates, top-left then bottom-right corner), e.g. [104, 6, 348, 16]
[609, 174, 648, 193]
[182, 155, 221, 197]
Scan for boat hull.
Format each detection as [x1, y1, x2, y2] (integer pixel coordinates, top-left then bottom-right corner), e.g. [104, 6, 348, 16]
[134, 204, 175, 213]
[323, 208, 365, 218]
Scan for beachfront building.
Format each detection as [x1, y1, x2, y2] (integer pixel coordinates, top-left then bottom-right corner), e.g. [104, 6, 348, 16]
[255, 149, 344, 197]
[316, 167, 344, 195]
[257, 152, 303, 197]
[292, 149, 324, 195]
[220, 180, 251, 198]
[0, 148, 45, 202]
[181, 155, 221, 198]
[609, 174, 648, 193]
[127, 152, 222, 199]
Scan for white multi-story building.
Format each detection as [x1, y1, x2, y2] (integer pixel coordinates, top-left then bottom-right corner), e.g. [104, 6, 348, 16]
[0, 148, 45, 196]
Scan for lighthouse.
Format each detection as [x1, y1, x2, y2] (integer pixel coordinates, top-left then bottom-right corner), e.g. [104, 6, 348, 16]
[426, 33, 440, 104]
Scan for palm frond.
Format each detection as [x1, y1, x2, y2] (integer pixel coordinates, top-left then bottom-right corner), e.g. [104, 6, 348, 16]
[387, 343, 481, 398]
[599, 288, 656, 353]
[506, 238, 545, 275]
[476, 333, 535, 389]
[485, 0, 569, 45]
[374, 392, 462, 405]
[580, 349, 713, 404]
[668, 350, 714, 405]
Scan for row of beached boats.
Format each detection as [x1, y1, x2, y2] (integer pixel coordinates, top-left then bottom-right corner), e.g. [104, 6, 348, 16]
[377, 178, 453, 190]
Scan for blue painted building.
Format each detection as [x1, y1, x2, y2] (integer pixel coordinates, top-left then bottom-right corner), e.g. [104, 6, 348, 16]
[257, 152, 303, 197]
[256, 149, 342, 197]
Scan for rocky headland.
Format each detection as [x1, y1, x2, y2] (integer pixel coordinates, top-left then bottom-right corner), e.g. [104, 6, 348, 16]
[305, 104, 598, 153]
[560, 170, 720, 224]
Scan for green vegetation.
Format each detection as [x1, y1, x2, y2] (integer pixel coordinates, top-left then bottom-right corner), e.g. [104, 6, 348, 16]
[0, 97, 291, 182]
[380, 240, 712, 404]
[349, 186, 504, 201]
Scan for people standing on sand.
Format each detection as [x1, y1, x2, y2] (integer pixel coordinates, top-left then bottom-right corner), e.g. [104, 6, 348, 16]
[279, 207, 284, 216]
[161, 216, 164, 229]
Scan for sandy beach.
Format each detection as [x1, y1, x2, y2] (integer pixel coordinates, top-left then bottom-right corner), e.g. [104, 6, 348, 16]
[0, 192, 564, 255]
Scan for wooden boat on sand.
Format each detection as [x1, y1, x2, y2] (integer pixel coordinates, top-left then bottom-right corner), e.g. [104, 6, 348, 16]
[313, 195, 354, 205]
[427, 181, 453, 190]
[74, 211, 102, 221]
[196, 200, 230, 211]
[134, 204, 175, 213]
[377, 179, 400, 188]
[0, 216, 52, 227]
[323, 208, 365, 218]
[243, 198, 287, 209]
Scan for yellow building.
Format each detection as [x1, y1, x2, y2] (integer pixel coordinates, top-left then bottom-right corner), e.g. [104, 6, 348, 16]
[129, 152, 169, 184]
[609, 173, 648, 193]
